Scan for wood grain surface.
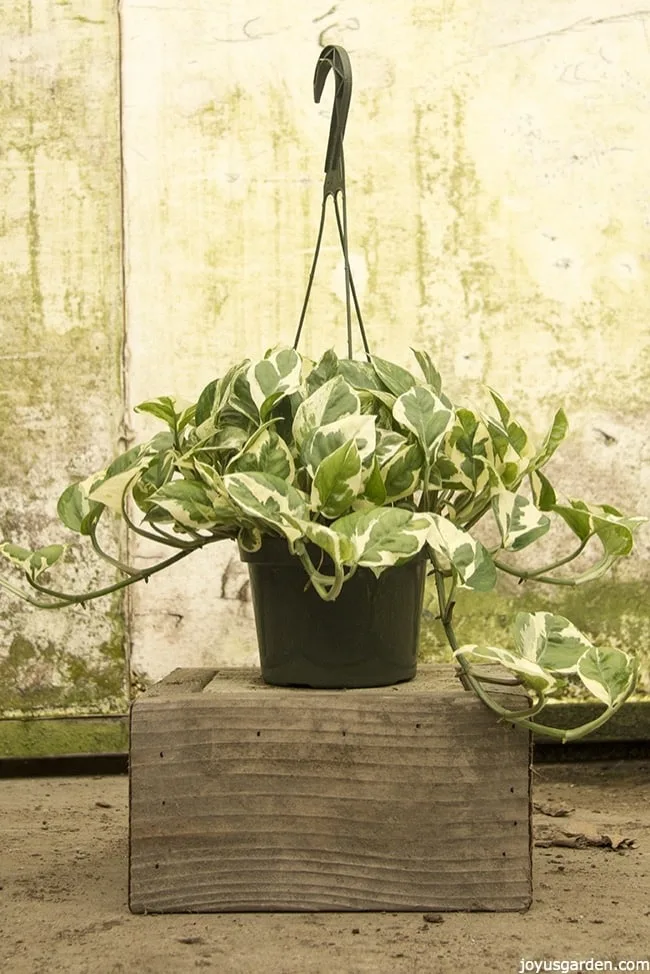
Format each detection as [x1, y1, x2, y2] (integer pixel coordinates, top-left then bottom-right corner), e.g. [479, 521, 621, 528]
[129, 665, 531, 913]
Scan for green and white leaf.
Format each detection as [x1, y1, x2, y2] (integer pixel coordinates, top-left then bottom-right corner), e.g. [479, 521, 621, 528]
[306, 349, 339, 395]
[427, 515, 497, 591]
[529, 469, 557, 511]
[370, 355, 417, 396]
[195, 379, 218, 427]
[532, 408, 569, 471]
[380, 442, 423, 502]
[436, 411, 493, 493]
[393, 386, 454, 457]
[375, 429, 408, 465]
[230, 374, 260, 425]
[485, 394, 536, 486]
[492, 489, 551, 551]
[192, 460, 228, 495]
[361, 456, 387, 506]
[89, 463, 148, 514]
[0, 542, 66, 581]
[81, 442, 158, 517]
[134, 395, 178, 429]
[292, 376, 360, 448]
[227, 425, 295, 481]
[411, 348, 442, 394]
[135, 395, 195, 434]
[298, 520, 356, 566]
[454, 644, 559, 695]
[311, 439, 364, 519]
[333, 507, 431, 570]
[57, 474, 106, 534]
[337, 359, 384, 391]
[214, 362, 251, 418]
[238, 525, 264, 553]
[488, 391, 533, 459]
[301, 413, 376, 476]
[194, 361, 250, 427]
[247, 346, 302, 417]
[150, 480, 232, 530]
[513, 611, 593, 673]
[224, 472, 309, 544]
[131, 447, 177, 514]
[368, 388, 398, 413]
[576, 646, 637, 708]
[208, 425, 251, 454]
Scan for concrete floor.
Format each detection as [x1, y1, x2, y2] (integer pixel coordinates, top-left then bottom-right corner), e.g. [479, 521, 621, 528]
[1, 761, 649, 974]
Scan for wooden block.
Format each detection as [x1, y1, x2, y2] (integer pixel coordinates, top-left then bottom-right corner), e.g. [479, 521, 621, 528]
[129, 665, 531, 913]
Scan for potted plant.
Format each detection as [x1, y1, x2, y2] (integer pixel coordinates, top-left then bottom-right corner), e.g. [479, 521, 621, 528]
[0, 342, 645, 739]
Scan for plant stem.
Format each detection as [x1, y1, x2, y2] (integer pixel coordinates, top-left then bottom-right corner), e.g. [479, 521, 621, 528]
[120, 492, 195, 550]
[0, 575, 66, 609]
[493, 540, 589, 584]
[297, 546, 344, 600]
[493, 560, 578, 586]
[24, 546, 196, 607]
[89, 522, 140, 576]
[418, 462, 431, 514]
[465, 671, 521, 687]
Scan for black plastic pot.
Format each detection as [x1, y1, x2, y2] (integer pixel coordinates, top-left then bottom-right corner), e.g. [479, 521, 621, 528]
[240, 536, 426, 688]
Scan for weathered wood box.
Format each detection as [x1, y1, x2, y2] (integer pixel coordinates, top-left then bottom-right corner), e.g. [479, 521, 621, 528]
[129, 665, 531, 913]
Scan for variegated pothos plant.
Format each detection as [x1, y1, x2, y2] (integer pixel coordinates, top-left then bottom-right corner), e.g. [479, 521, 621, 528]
[0, 346, 645, 740]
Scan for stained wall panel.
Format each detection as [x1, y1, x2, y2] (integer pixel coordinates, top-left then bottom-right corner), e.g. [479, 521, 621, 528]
[0, 0, 128, 717]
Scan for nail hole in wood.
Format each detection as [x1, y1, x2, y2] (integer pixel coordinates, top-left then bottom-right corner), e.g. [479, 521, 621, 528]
[256, 731, 261, 737]
[159, 751, 164, 758]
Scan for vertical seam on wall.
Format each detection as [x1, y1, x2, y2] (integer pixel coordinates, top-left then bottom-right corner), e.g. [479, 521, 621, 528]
[116, 0, 135, 701]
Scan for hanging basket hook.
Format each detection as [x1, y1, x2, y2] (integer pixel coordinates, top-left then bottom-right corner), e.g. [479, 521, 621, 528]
[314, 45, 352, 198]
[293, 45, 370, 360]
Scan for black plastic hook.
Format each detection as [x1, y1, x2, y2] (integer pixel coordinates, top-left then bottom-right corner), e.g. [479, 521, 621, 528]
[314, 45, 352, 198]
[294, 44, 370, 360]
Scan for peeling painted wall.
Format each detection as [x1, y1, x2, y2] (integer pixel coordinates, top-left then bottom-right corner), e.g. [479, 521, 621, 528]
[0, 0, 128, 716]
[1, 1, 649, 720]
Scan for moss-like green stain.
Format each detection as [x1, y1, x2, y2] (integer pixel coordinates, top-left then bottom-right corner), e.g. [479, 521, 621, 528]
[0, 715, 128, 758]
[0, 593, 129, 716]
[446, 89, 503, 327]
[26, 117, 44, 326]
[412, 104, 428, 311]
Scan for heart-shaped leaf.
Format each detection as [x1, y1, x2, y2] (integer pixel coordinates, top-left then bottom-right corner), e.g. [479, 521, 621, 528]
[577, 647, 637, 708]
[311, 439, 364, 519]
[393, 386, 454, 458]
[427, 516, 496, 591]
[492, 489, 550, 551]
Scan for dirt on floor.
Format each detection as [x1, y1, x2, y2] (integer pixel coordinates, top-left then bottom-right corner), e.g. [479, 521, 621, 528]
[1, 761, 649, 974]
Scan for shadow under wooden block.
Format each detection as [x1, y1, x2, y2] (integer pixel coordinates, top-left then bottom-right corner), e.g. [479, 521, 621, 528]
[129, 665, 531, 913]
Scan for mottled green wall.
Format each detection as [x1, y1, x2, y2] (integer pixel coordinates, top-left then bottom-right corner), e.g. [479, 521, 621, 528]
[121, 0, 649, 686]
[0, 0, 129, 719]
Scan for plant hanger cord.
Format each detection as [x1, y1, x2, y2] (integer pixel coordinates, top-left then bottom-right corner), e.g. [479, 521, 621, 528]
[293, 45, 371, 361]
